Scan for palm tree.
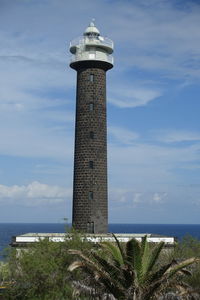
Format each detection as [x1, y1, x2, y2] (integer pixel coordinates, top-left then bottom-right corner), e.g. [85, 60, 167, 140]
[68, 235, 198, 300]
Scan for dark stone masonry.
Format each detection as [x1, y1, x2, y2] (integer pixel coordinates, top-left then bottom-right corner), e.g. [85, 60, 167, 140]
[72, 65, 109, 233]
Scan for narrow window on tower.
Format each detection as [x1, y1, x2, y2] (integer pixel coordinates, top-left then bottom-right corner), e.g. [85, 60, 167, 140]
[89, 131, 94, 139]
[89, 161, 94, 169]
[87, 222, 90, 233]
[87, 222, 94, 233]
[89, 74, 94, 82]
[89, 191, 93, 200]
[90, 222, 94, 233]
[89, 103, 94, 111]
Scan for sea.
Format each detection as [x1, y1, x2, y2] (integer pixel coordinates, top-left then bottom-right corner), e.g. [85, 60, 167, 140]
[0, 223, 200, 260]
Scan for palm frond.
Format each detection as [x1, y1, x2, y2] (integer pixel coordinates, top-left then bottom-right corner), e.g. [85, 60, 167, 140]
[68, 249, 113, 281]
[140, 235, 151, 277]
[91, 251, 121, 278]
[101, 242, 124, 266]
[68, 238, 198, 300]
[68, 248, 125, 298]
[148, 261, 175, 284]
[68, 261, 84, 272]
[112, 234, 125, 262]
[178, 268, 192, 276]
[145, 258, 198, 299]
[141, 235, 148, 257]
[92, 244, 133, 292]
[146, 260, 179, 297]
[166, 257, 199, 279]
[99, 275, 125, 299]
[126, 238, 135, 265]
[68, 249, 98, 267]
[132, 239, 142, 272]
[145, 241, 164, 275]
[130, 238, 142, 275]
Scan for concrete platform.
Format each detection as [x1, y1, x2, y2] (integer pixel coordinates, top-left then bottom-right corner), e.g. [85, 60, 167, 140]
[11, 233, 176, 248]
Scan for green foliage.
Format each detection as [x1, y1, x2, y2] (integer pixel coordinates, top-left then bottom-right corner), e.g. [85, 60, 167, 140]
[174, 235, 200, 259]
[173, 235, 200, 294]
[2, 233, 200, 299]
[0, 261, 10, 284]
[68, 235, 197, 300]
[4, 231, 93, 300]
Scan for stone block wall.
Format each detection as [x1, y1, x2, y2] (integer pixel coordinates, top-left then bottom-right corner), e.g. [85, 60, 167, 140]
[72, 67, 108, 233]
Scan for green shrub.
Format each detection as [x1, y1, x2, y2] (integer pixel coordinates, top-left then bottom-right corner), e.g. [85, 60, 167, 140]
[0, 261, 10, 283]
[173, 235, 200, 293]
[3, 233, 200, 299]
[4, 231, 93, 300]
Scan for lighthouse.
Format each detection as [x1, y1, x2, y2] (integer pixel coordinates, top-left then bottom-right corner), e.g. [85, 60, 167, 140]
[69, 21, 114, 233]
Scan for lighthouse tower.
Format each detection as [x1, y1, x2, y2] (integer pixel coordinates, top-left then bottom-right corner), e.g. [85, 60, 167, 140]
[70, 21, 114, 233]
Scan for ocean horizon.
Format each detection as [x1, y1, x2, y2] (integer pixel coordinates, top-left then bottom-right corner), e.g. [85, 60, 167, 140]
[1, 223, 200, 260]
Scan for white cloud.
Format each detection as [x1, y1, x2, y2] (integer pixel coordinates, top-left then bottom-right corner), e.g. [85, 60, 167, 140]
[0, 181, 71, 206]
[108, 141, 200, 191]
[152, 192, 167, 203]
[110, 188, 167, 207]
[109, 188, 129, 203]
[109, 126, 139, 145]
[0, 122, 73, 159]
[110, 0, 200, 81]
[133, 192, 142, 204]
[153, 130, 200, 143]
[108, 87, 161, 108]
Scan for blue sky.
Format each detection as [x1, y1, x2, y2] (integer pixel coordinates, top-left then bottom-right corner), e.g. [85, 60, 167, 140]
[0, 0, 200, 223]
